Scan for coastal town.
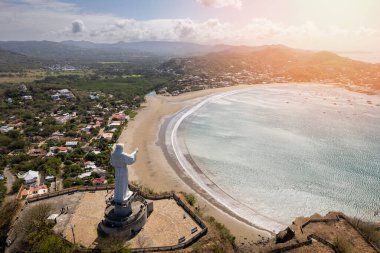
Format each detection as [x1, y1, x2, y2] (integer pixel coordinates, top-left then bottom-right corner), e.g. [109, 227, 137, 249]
[0, 83, 133, 203]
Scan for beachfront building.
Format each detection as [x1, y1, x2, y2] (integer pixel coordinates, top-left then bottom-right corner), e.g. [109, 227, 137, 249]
[102, 132, 114, 141]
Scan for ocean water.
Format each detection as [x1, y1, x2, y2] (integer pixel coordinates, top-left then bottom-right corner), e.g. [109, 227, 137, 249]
[337, 52, 380, 64]
[179, 84, 380, 228]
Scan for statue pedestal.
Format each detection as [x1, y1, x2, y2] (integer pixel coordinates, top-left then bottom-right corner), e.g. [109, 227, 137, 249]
[114, 190, 133, 217]
[98, 192, 152, 239]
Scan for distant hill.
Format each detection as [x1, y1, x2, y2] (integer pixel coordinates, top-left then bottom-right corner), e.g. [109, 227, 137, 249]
[0, 41, 231, 62]
[0, 49, 44, 71]
[61, 40, 231, 57]
[160, 45, 380, 91]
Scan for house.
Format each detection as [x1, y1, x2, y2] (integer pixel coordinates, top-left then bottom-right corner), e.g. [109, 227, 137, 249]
[28, 148, 47, 157]
[112, 112, 127, 121]
[23, 170, 39, 184]
[0, 126, 14, 133]
[93, 178, 107, 185]
[65, 141, 78, 147]
[56, 146, 69, 153]
[84, 161, 97, 170]
[55, 114, 71, 125]
[19, 84, 27, 93]
[51, 94, 60, 101]
[49, 131, 65, 140]
[45, 176, 55, 182]
[78, 172, 92, 179]
[93, 168, 106, 177]
[21, 95, 33, 101]
[20, 184, 48, 199]
[102, 132, 113, 141]
[58, 89, 75, 99]
[108, 121, 121, 127]
[52, 131, 64, 137]
[89, 94, 99, 100]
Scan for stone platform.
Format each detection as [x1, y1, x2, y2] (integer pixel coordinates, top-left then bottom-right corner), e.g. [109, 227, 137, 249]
[55, 191, 201, 249]
[98, 193, 153, 239]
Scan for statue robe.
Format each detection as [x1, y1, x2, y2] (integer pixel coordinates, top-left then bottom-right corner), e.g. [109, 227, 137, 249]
[111, 145, 137, 204]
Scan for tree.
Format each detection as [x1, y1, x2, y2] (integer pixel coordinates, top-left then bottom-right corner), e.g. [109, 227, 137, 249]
[12, 178, 24, 194]
[9, 140, 27, 151]
[18, 203, 52, 236]
[42, 157, 61, 176]
[27, 230, 75, 253]
[16, 203, 75, 253]
[0, 182, 6, 204]
[0, 200, 19, 252]
[63, 164, 81, 179]
[85, 152, 96, 161]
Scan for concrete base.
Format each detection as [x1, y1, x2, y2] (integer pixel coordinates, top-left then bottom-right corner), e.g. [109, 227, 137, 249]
[98, 193, 151, 239]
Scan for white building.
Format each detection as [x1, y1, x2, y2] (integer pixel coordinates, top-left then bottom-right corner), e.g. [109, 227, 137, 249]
[0, 126, 14, 133]
[22, 95, 33, 101]
[65, 141, 78, 147]
[23, 170, 39, 184]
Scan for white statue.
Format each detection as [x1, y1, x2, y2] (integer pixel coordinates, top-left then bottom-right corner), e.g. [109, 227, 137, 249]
[111, 143, 138, 204]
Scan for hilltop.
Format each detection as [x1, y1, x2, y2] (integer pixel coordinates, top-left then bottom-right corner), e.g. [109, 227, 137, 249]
[160, 45, 380, 93]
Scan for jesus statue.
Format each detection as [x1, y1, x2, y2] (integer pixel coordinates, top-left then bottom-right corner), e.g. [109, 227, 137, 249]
[110, 143, 138, 204]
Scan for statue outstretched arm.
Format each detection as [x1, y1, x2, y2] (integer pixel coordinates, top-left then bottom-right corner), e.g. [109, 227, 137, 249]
[123, 148, 138, 165]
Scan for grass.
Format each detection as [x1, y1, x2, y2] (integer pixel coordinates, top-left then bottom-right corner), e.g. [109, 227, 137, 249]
[332, 237, 352, 253]
[207, 216, 236, 246]
[348, 216, 380, 250]
[0, 69, 91, 84]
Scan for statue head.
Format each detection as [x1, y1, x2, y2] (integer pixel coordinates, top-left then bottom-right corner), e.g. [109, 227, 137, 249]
[114, 143, 124, 154]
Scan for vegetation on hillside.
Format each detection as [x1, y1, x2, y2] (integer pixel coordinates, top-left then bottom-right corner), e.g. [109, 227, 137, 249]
[0, 200, 20, 252]
[14, 203, 76, 253]
[348, 216, 380, 250]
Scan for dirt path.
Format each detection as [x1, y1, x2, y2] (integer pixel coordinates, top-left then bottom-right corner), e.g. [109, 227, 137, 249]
[4, 166, 15, 195]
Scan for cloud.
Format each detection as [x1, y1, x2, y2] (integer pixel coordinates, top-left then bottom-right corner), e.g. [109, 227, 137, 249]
[0, 0, 379, 51]
[174, 19, 196, 39]
[71, 19, 85, 33]
[196, 0, 242, 8]
[13, 0, 78, 12]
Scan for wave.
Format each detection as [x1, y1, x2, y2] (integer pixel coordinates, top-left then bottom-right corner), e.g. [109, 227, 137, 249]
[165, 89, 286, 233]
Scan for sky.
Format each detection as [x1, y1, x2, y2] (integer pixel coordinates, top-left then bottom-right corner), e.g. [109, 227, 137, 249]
[1, 0, 380, 51]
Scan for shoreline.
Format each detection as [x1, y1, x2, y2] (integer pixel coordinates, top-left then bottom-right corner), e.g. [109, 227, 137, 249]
[160, 110, 278, 235]
[162, 89, 285, 234]
[118, 82, 356, 242]
[118, 84, 273, 242]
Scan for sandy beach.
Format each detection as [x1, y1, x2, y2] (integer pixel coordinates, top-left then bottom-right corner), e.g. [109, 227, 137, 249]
[118, 84, 273, 243]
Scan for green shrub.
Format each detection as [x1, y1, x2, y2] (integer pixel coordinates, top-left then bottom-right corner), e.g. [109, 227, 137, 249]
[184, 193, 196, 206]
[0, 200, 19, 251]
